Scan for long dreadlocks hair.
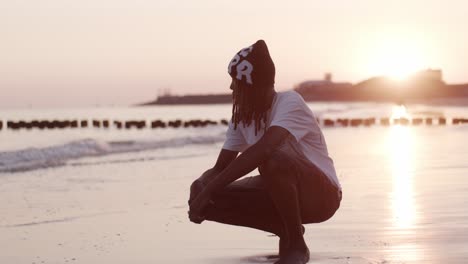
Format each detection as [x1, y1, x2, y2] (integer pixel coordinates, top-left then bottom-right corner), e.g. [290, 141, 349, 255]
[228, 40, 275, 135]
[231, 79, 273, 136]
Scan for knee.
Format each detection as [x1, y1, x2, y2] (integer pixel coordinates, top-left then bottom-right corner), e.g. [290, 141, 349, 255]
[258, 152, 295, 180]
[259, 152, 281, 176]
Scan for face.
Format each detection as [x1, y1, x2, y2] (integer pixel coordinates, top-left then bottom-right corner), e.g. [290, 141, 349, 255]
[230, 78, 276, 111]
[229, 78, 238, 92]
[230, 78, 252, 111]
[230, 78, 244, 101]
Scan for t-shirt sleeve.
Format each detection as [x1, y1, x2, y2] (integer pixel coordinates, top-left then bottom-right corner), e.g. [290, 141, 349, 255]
[222, 120, 247, 152]
[269, 92, 316, 142]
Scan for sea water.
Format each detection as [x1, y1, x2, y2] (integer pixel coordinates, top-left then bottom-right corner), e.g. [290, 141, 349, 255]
[1, 102, 467, 174]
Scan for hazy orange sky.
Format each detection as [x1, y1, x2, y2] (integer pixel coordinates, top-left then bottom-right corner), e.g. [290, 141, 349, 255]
[1, 0, 467, 108]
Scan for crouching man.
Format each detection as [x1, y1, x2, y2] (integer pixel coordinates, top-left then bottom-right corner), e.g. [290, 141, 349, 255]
[188, 40, 342, 264]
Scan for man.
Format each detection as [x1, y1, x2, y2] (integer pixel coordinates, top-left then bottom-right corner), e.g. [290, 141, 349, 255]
[188, 40, 342, 264]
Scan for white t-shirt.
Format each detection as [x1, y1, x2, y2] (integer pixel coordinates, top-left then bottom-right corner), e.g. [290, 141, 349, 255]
[222, 91, 340, 189]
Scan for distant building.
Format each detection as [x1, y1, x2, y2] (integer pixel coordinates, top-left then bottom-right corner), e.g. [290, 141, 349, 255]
[295, 73, 333, 91]
[294, 73, 353, 101]
[324, 72, 332, 82]
[411, 69, 444, 82]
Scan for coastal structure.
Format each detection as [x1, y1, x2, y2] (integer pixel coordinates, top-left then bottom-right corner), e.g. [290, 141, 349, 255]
[142, 94, 232, 105]
[139, 70, 468, 105]
[294, 73, 353, 101]
[295, 69, 468, 103]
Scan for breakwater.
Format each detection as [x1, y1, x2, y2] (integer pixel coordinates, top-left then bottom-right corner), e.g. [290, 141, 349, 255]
[1, 117, 467, 131]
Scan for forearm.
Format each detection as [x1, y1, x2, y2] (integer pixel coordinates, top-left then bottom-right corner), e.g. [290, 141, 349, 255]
[189, 127, 289, 223]
[197, 167, 221, 184]
[204, 143, 268, 193]
[189, 167, 221, 204]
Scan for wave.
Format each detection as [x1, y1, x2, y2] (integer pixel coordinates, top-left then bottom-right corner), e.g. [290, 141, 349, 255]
[0, 135, 225, 173]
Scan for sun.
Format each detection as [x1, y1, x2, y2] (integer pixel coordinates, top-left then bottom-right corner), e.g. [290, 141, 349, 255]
[367, 35, 427, 80]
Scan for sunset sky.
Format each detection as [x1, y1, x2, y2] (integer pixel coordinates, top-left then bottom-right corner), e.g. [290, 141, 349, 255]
[1, 0, 468, 108]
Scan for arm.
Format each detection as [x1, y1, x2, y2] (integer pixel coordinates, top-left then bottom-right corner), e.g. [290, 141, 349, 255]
[189, 126, 290, 222]
[200, 149, 239, 184]
[188, 149, 238, 204]
[206, 126, 290, 192]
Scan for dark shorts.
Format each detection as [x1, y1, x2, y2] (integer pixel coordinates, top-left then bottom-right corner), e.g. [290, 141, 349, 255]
[205, 135, 342, 234]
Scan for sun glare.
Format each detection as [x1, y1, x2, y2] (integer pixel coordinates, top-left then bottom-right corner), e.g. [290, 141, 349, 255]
[387, 125, 417, 231]
[367, 35, 427, 80]
[386, 104, 419, 231]
[391, 105, 410, 120]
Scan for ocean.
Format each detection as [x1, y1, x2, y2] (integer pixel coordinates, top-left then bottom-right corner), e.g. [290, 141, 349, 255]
[1, 102, 466, 173]
[1, 102, 468, 263]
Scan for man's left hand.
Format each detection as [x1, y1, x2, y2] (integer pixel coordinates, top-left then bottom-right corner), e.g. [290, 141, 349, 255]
[188, 190, 213, 224]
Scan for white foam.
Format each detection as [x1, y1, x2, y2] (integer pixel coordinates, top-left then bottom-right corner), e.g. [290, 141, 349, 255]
[0, 134, 225, 173]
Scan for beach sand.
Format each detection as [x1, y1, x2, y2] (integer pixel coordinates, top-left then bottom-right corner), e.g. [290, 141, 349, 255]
[1, 126, 468, 263]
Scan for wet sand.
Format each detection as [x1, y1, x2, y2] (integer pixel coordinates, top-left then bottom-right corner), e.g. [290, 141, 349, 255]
[1, 126, 468, 263]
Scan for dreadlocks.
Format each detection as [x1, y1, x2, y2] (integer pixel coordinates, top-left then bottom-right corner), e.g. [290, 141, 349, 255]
[228, 40, 275, 135]
[231, 80, 272, 136]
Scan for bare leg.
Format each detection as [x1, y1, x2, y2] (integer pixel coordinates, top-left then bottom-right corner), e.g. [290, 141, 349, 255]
[191, 138, 340, 263]
[259, 154, 310, 263]
[199, 176, 306, 258]
[203, 176, 285, 236]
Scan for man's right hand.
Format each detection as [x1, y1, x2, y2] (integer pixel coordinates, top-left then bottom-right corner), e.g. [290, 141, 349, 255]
[188, 188, 213, 224]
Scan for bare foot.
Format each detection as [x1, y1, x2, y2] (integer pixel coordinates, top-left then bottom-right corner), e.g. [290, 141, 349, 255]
[275, 246, 309, 264]
[278, 225, 305, 258]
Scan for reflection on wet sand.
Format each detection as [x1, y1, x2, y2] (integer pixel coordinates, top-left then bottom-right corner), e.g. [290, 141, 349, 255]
[385, 124, 423, 262]
[388, 125, 417, 230]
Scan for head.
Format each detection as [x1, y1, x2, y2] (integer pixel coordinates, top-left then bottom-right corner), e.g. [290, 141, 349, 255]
[227, 40, 276, 135]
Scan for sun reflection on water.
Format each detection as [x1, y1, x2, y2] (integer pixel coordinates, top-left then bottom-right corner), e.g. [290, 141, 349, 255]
[387, 124, 416, 230]
[385, 109, 423, 262]
[391, 105, 410, 120]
